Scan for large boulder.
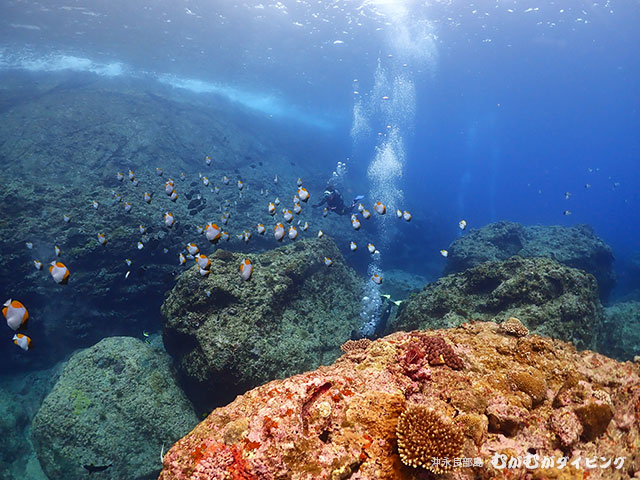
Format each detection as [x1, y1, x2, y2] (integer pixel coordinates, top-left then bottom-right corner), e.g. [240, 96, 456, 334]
[391, 256, 603, 350]
[30, 336, 198, 480]
[600, 301, 640, 361]
[444, 222, 616, 301]
[159, 321, 640, 480]
[161, 236, 363, 408]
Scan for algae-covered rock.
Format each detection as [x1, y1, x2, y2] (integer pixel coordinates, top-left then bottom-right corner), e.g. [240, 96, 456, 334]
[444, 221, 615, 301]
[30, 336, 198, 480]
[161, 235, 362, 407]
[391, 256, 603, 349]
[158, 322, 640, 480]
[600, 301, 640, 360]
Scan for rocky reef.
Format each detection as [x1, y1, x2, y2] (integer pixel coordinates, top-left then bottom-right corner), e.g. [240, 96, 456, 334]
[390, 256, 603, 350]
[444, 222, 616, 301]
[600, 301, 640, 361]
[31, 336, 198, 480]
[158, 321, 640, 480]
[161, 236, 363, 408]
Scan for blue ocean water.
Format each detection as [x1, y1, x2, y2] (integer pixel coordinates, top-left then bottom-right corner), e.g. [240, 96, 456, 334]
[1, 1, 639, 478]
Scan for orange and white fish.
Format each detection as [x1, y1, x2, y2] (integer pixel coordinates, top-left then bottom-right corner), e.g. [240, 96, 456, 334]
[350, 241, 357, 251]
[293, 204, 302, 214]
[180, 172, 186, 181]
[367, 243, 376, 254]
[297, 187, 310, 202]
[164, 212, 175, 228]
[324, 257, 333, 266]
[237, 180, 244, 190]
[371, 274, 382, 284]
[196, 254, 210, 270]
[317, 230, 324, 238]
[297, 178, 303, 187]
[92, 200, 99, 210]
[357, 203, 365, 213]
[144, 192, 152, 203]
[396, 209, 402, 218]
[293, 195, 300, 205]
[124, 202, 132, 213]
[137, 241, 144, 250]
[351, 217, 361, 230]
[274, 223, 285, 241]
[195, 225, 203, 235]
[199, 267, 210, 277]
[132, 178, 139, 187]
[205, 155, 212, 166]
[374, 202, 386, 215]
[179, 253, 186, 265]
[242, 230, 252, 243]
[63, 214, 71, 223]
[459, 219, 467, 230]
[214, 186, 220, 194]
[187, 243, 199, 256]
[156, 167, 163, 176]
[403, 211, 412, 222]
[288, 226, 298, 240]
[97, 233, 107, 246]
[128, 170, 135, 180]
[49, 261, 70, 284]
[169, 190, 178, 202]
[3, 299, 28, 331]
[222, 176, 230, 185]
[239, 258, 253, 281]
[164, 181, 174, 195]
[440, 249, 449, 258]
[274, 197, 281, 205]
[302, 221, 309, 231]
[283, 209, 293, 223]
[33, 260, 42, 270]
[13, 333, 31, 351]
[322, 208, 329, 217]
[256, 224, 265, 235]
[362, 209, 371, 219]
[268, 203, 276, 215]
[125, 258, 132, 266]
[139, 225, 147, 234]
[221, 231, 230, 241]
[205, 223, 221, 243]
[274, 175, 278, 184]
[116, 172, 124, 182]
[54, 246, 61, 257]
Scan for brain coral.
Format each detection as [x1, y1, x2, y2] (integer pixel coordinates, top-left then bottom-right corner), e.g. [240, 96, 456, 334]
[396, 404, 464, 474]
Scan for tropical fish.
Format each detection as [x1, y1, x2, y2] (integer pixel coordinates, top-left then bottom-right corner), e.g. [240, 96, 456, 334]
[144, 192, 152, 204]
[293, 204, 302, 214]
[440, 249, 449, 257]
[402, 211, 412, 222]
[256, 224, 265, 235]
[164, 181, 174, 195]
[128, 170, 135, 180]
[123, 202, 132, 213]
[362, 209, 371, 219]
[63, 214, 71, 223]
[54, 246, 61, 257]
[179, 253, 186, 265]
[3, 299, 28, 330]
[97, 233, 107, 246]
[33, 260, 42, 270]
[302, 222, 309, 231]
[139, 225, 147, 234]
[186, 243, 199, 256]
[288, 226, 298, 240]
[116, 172, 124, 182]
[202, 177, 210, 187]
[324, 257, 333, 266]
[169, 191, 178, 202]
[222, 176, 229, 185]
[156, 167, 163, 176]
[205, 155, 212, 166]
[350, 241, 357, 251]
[367, 243, 376, 254]
[196, 254, 210, 270]
[125, 259, 132, 266]
[374, 202, 386, 215]
[274, 197, 281, 205]
[137, 241, 144, 250]
[396, 209, 402, 218]
[164, 212, 175, 228]
[351, 216, 361, 230]
[237, 180, 244, 190]
[92, 200, 99, 210]
[371, 274, 382, 284]
[205, 223, 221, 243]
[13, 333, 31, 351]
[49, 261, 70, 284]
[297, 187, 310, 202]
[296, 178, 303, 187]
[239, 259, 253, 281]
[199, 267, 210, 277]
[274, 223, 285, 241]
[26, 242, 33, 249]
[283, 209, 293, 223]
[317, 230, 324, 238]
[459, 220, 467, 230]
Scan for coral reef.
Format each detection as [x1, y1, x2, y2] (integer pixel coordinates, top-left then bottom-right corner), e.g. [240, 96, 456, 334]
[161, 236, 363, 408]
[30, 336, 198, 480]
[158, 321, 640, 479]
[444, 221, 616, 301]
[391, 256, 603, 350]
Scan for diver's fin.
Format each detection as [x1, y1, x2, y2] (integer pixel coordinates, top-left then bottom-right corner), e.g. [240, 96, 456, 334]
[353, 195, 365, 201]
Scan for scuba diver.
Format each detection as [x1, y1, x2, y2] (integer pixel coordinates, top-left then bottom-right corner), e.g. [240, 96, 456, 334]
[313, 184, 364, 215]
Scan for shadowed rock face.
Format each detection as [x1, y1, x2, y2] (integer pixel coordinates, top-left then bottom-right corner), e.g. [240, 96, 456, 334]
[158, 321, 640, 480]
[443, 221, 615, 302]
[30, 336, 198, 480]
[390, 256, 603, 350]
[161, 236, 363, 410]
[601, 301, 640, 361]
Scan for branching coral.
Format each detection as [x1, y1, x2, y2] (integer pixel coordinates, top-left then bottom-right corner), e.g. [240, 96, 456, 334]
[396, 405, 464, 474]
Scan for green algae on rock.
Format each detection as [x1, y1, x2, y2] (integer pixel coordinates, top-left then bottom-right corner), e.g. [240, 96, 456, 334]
[161, 235, 363, 408]
[444, 221, 616, 301]
[30, 336, 198, 480]
[391, 256, 603, 350]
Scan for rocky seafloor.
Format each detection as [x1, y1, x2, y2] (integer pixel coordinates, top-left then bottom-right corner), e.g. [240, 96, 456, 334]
[158, 320, 640, 480]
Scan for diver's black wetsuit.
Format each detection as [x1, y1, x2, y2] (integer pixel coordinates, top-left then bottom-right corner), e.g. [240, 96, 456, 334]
[313, 189, 355, 215]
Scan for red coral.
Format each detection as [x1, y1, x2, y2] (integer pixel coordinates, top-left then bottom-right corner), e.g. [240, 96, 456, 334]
[398, 335, 462, 378]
